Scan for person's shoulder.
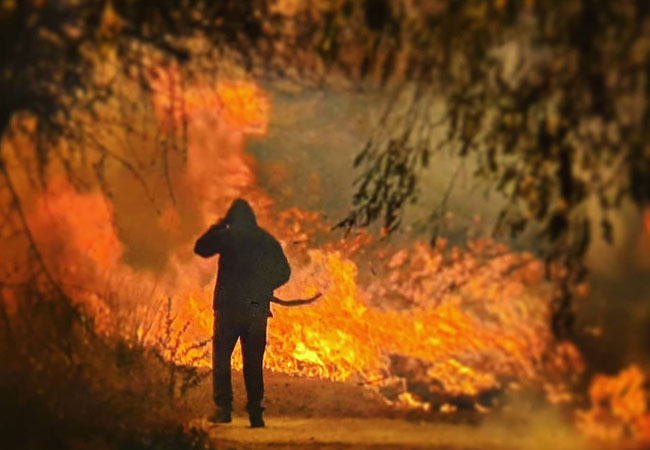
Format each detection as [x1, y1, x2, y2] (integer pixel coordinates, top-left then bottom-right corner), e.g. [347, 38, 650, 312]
[257, 226, 277, 239]
[257, 226, 282, 246]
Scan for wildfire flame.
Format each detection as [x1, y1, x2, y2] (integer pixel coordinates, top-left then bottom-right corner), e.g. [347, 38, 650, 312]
[577, 365, 650, 443]
[148, 65, 269, 136]
[6, 69, 590, 418]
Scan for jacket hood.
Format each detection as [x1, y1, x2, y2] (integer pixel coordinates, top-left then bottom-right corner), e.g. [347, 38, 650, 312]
[225, 198, 257, 228]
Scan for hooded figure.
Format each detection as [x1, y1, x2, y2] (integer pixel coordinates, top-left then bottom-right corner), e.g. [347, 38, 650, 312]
[194, 199, 290, 427]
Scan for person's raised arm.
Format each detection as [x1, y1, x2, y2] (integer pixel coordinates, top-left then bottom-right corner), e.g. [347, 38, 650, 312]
[194, 219, 229, 257]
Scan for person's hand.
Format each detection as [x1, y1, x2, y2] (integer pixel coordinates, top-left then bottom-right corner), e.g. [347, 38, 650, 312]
[212, 218, 229, 230]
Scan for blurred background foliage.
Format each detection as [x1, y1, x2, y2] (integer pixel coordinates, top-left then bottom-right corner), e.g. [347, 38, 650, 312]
[2, 0, 649, 337]
[0, 4, 649, 447]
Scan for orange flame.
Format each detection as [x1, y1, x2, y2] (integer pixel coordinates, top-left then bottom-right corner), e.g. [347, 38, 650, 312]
[29, 177, 123, 273]
[577, 365, 650, 442]
[147, 65, 269, 136]
[10, 71, 586, 417]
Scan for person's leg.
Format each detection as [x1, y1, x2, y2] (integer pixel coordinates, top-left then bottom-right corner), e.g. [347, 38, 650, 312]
[212, 313, 239, 421]
[241, 313, 268, 427]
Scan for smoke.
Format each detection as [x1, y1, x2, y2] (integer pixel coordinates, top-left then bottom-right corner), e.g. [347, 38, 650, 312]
[250, 85, 506, 237]
[256, 82, 650, 375]
[3, 62, 646, 448]
[577, 201, 650, 373]
[478, 391, 590, 450]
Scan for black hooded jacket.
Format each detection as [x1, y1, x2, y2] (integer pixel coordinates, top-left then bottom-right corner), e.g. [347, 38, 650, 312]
[194, 199, 291, 313]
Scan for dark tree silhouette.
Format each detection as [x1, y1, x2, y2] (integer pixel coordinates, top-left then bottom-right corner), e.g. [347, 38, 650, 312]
[335, 0, 650, 338]
[0, 0, 265, 292]
[2, 1, 650, 338]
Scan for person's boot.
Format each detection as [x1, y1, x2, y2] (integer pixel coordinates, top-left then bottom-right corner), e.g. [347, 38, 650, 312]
[248, 410, 265, 428]
[208, 407, 232, 424]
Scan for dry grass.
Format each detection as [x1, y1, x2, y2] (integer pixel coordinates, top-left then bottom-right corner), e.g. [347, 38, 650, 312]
[0, 286, 213, 450]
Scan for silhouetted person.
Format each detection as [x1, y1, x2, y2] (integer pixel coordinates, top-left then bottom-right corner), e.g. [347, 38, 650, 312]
[194, 199, 290, 428]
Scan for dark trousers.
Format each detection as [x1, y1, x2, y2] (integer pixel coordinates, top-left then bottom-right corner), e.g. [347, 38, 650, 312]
[212, 308, 268, 414]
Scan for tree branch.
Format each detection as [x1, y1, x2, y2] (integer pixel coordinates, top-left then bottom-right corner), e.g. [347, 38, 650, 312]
[0, 156, 65, 299]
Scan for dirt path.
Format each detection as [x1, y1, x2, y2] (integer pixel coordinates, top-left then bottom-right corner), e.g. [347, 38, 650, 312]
[195, 415, 589, 450]
[183, 370, 593, 450]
